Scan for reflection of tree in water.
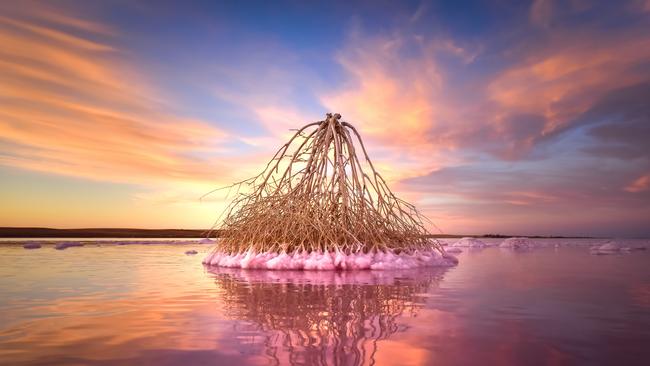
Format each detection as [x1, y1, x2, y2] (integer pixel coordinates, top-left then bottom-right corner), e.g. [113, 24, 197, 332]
[207, 267, 448, 366]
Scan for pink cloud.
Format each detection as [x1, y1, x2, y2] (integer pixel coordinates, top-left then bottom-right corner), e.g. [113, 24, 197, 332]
[625, 174, 650, 193]
[319, 32, 474, 181]
[487, 34, 650, 140]
[321, 15, 650, 172]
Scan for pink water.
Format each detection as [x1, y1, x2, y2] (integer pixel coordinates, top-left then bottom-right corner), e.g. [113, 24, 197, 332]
[0, 238, 648, 365]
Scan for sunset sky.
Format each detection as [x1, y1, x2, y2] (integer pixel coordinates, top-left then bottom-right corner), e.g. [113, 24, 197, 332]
[1, 0, 649, 237]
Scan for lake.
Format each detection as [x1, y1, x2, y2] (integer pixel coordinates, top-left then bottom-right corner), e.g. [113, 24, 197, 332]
[0, 238, 648, 365]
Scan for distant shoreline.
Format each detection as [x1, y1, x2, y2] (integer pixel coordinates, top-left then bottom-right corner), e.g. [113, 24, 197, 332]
[0, 227, 595, 239]
[0, 227, 217, 238]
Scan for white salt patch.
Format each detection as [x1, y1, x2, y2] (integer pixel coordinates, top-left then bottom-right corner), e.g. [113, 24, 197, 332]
[445, 247, 463, 253]
[203, 248, 458, 270]
[597, 242, 620, 251]
[451, 237, 488, 248]
[499, 237, 534, 249]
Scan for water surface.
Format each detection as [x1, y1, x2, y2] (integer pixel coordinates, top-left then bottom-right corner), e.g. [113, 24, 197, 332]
[0, 239, 648, 365]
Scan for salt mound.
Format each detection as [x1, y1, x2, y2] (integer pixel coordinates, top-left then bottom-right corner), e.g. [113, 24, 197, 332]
[445, 247, 463, 253]
[499, 237, 533, 249]
[55, 242, 84, 250]
[198, 238, 215, 244]
[99, 239, 208, 245]
[451, 237, 488, 248]
[185, 250, 198, 255]
[590, 242, 622, 255]
[623, 246, 647, 251]
[203, 248, 458, 270]
[597, 242, 619, 251]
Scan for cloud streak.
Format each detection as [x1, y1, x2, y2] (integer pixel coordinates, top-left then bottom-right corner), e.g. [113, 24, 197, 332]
[0, 4, 231, 186]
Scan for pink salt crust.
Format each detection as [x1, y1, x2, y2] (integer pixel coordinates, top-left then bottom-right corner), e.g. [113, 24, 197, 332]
[203, 248, 458, 270]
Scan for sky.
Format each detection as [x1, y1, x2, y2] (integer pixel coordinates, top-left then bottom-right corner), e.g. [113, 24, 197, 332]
[0, 0, 649, 237]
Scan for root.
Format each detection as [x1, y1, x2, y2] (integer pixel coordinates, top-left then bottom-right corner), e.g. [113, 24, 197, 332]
[207, 113, 447, 257]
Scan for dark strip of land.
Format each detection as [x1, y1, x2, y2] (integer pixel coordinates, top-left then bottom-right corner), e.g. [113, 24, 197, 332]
[0, 227, 217, 238]
[0, 227, 592, 239]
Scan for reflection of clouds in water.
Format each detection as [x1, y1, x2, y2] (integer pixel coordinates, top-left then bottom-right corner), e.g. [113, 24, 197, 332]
[206, 267, 449, 366]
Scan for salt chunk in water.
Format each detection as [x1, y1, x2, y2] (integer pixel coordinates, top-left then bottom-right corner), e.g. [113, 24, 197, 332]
[499, 237, 533, 249]
[55, 242, 84, 250]
[590, 242, 622, 255]
[451, 237, 488, 248]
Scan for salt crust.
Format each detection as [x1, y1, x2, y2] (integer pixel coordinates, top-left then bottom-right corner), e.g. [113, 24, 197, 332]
[588, 241, 647, 255]
[499, 237, 534, 249]
[54, 242, 84, 250]
[445, 247, 463, 253]
[203, 248, 458, 270]
[451, 237, 489, 248]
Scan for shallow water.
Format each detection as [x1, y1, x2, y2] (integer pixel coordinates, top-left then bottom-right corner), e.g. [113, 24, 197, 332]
[0, 239, 649, 365]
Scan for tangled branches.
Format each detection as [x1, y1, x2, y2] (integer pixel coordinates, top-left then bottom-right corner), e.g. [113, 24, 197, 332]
[207, 113, 447, 258]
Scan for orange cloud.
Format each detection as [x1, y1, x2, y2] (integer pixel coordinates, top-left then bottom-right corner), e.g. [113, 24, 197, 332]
[320, 34, 469, 181]
[488, 34, 650, 138]
[317, 20, 645, 183]
[625, 173, 650, 193]
[0, 7, 231, 186]
[322, 35, 440, 147]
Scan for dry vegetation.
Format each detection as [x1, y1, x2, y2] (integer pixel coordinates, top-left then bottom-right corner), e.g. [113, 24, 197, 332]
[206, 113, 445, 255]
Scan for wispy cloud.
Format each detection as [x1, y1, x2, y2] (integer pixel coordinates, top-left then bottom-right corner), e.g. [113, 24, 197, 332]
[314, 2, 650, 235]
[0, 5, 232, 186]
[487, 32, 650, 147]
[625, 174, 650, 193]
[319, 31, 472, 180]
